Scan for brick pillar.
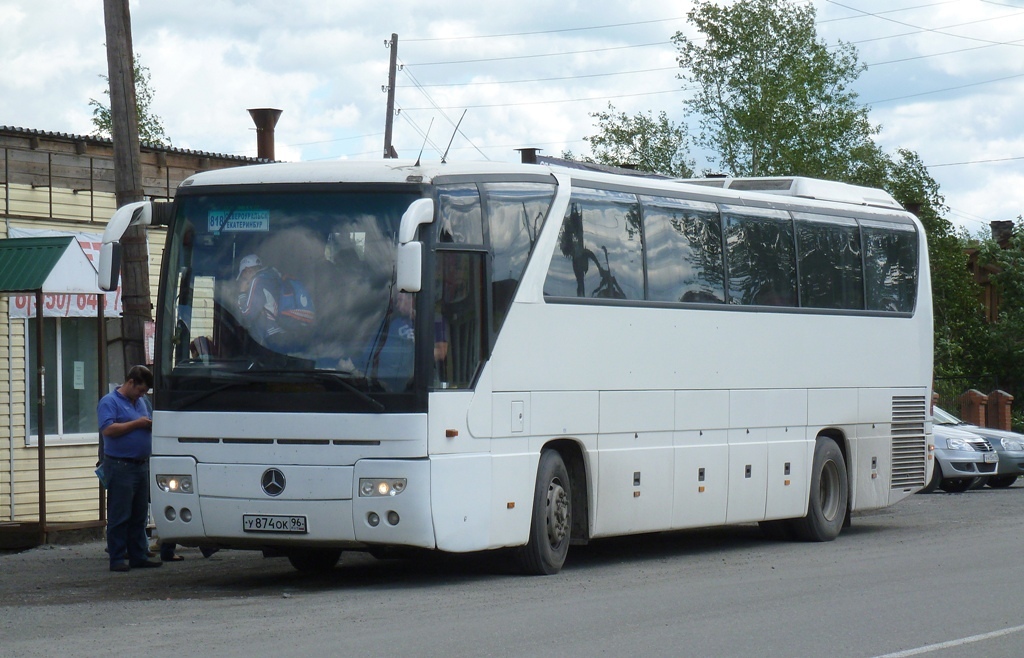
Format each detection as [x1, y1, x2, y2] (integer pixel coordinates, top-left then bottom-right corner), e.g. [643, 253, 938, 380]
[987, 390, 1014, 430]
[959, 389, 988, 427]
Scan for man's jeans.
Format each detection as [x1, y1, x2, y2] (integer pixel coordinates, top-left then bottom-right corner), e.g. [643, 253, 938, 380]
[105, 458, 150, 567]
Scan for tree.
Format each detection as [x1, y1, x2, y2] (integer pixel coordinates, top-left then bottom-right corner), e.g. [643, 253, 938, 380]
[978, 219, 1024, 400]
[90, 53, 170, 146]
[882, 150, 988, 381]
[582, 103, 694, 178]
[673, 0, 877, 179]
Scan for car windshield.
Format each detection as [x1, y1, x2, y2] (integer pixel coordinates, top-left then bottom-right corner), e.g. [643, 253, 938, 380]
[933, 406, 963, 425]
[158, 189, 422, 409]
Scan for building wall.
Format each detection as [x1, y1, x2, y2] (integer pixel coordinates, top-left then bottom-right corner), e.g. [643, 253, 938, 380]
[1, 127, 258, 523]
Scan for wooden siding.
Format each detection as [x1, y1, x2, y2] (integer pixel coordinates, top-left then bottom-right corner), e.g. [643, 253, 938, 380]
[1, 128, 255, 523]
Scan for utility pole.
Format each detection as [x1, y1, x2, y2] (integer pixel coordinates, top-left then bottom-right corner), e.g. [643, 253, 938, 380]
[102, 0, 151, 374]
[383, 33, 398, 158]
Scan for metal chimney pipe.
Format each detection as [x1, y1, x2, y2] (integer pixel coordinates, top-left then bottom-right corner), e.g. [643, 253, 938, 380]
[248, 108, 283, 161]
[516, 147, 540, 164]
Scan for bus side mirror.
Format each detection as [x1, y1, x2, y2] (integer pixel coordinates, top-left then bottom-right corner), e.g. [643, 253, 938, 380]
[396, 242, 422, 293]
[396, 198, 435, 293]
[98, 242, 122, 291]
[99, 201, 153, 291]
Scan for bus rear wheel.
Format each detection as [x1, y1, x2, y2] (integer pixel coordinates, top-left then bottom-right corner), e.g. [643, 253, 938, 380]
[518, 449, 572, 575]
[287, 548, 342, 573]
[792, 436, 848, 542]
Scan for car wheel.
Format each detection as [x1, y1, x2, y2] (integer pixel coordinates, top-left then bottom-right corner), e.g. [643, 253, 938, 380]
[986, 475, 1019, 489]
[939, 477, 972, 493]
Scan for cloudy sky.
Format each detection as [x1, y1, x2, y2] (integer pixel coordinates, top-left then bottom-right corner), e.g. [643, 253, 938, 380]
[2, 0, 1022, 232]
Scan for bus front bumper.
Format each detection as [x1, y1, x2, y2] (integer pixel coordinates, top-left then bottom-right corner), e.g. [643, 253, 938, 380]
[151, 456, 436, 550]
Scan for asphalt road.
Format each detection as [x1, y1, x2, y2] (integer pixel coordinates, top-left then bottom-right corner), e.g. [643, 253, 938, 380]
[3, 483, 1023, 657]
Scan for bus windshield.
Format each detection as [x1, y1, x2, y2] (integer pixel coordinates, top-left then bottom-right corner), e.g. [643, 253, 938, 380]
[157, 189, 423, 412]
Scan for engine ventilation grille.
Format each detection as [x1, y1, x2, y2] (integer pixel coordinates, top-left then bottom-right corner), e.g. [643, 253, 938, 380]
[891, 396, 928, 489]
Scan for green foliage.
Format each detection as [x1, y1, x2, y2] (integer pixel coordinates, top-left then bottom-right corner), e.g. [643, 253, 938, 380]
[577, 0, 994, 393]
[874, 150, 988, 380]
[583, 103, 694, 177]
[978, 219, 1024, 394]
[89, 54, 170, 146]
[673, 0, 877, 179]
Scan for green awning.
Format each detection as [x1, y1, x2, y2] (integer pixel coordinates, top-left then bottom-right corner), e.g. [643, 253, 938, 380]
[0, 237, 100, 294]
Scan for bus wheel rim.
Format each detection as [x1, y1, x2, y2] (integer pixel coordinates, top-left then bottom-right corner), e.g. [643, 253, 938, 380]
[820, 460, 841, 521]
[546, 479, 569, 546]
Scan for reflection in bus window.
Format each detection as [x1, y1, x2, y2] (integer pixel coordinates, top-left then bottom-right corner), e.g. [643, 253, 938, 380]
[863, 221, 918, 313]
[483, 182, 555, 332]
[434, 251, 486, 389]
[723, 206, 797, 307]
[164, 192, 416, 378]
[544, 188, 644, 300]
[795, 214, 864, 310]
[641, 195, 725, 304]
[437, 184, 483, 244]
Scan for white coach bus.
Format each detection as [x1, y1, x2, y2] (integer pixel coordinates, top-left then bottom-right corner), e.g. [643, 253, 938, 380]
[99, 159, 932, 574]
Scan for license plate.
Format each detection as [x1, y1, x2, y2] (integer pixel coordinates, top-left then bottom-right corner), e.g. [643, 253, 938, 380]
[242, 514, 308, 533]
[984, 453, 999, 463]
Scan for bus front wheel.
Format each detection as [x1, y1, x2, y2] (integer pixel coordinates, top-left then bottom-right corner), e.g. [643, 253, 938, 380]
[518, 449, 572, 575]
[792, 436, 848, 542]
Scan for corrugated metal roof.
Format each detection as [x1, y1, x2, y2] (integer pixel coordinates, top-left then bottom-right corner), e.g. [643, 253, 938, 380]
[0, 236, 75, 293]
[0, 125, 269, 163]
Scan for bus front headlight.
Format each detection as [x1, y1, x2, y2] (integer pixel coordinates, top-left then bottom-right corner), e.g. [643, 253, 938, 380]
[156, 474, 193, 493]
[359, 478, 407, 497]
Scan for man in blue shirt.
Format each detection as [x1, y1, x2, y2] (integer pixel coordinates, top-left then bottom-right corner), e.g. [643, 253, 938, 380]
[98, 365, 162, 572]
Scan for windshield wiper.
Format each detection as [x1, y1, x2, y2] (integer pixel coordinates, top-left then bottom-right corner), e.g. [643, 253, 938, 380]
[306, 369, 386, 412]
[170, 372, 257, 410]
[170, 368, 385, 412]
[234, 368, 386, 412]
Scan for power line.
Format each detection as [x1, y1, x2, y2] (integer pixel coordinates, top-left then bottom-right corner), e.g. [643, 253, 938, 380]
[287, 132, 383, 147]
[399, 65, 492, 160]
[864, 37, 1024, 66]
[408, 66, 678, 88]
[864, 70, 1024, 104]
[399, 88, 687, 111]
[404, 17, 687, 42]
[817, 0, 964, 24]
[405, 41, 671, 67]
[927, 154, 1024, 167]
[827, 0, 1024, 49]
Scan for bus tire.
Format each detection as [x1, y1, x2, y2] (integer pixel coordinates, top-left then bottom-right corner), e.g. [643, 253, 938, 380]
[286, 548, 342, 573]
[918, 461, 942, 494]
[792, 436, 848, 542]
[518, 449, 572, 575]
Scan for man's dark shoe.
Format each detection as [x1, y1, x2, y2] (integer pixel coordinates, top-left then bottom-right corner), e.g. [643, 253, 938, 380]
[110, 562, 130, 572]
[129, 560, 163, 569]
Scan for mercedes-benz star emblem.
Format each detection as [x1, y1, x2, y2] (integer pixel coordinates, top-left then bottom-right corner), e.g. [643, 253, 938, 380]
[261, 468, 286, 497]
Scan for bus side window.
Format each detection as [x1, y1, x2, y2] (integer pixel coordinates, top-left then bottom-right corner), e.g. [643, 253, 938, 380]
[863, 223, 918, 313]
[437, 184, 483, 245]
[434, 251, 486, 389]
[482, 182, 556, 334]
[641, 195, 725, 304]
[544, 189, 644, 300]
[795, 214, 864, 310]
[722, 208, 797, 307]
